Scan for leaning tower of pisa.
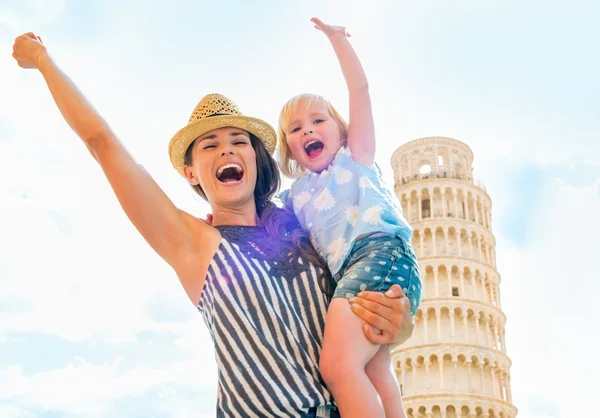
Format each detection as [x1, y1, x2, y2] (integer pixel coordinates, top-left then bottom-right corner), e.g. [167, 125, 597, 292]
[390, 137, 518, 418]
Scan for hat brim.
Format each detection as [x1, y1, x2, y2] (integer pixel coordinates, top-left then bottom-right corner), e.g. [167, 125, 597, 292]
[168, 115, 276, 177]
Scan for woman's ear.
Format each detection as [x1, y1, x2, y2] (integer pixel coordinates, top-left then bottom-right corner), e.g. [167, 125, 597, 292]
[183, 165, 200, 186]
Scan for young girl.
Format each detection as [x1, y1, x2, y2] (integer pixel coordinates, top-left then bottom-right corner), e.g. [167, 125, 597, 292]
[277, 18, 422, 418]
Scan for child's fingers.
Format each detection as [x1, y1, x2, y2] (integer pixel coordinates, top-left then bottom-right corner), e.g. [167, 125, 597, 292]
[310, 17, 325, 27]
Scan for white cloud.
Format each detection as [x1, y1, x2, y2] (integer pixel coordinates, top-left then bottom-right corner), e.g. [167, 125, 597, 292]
[0, 355, 217, 417]
[496, 175, 599, 418]
[0, 0, 66, 33]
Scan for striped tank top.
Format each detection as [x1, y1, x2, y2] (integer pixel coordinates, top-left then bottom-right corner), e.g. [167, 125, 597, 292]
[198, 225, 335, 417]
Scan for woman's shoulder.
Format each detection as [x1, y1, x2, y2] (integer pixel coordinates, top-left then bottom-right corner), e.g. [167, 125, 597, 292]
[170, 212, 222, 305]
[179, 209, 223, 246]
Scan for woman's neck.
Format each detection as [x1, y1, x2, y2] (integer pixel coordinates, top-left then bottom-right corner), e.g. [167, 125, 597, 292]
[210, 201, 259, 227]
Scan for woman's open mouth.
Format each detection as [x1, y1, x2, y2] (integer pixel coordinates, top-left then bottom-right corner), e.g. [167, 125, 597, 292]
[216, 163, 244, 183]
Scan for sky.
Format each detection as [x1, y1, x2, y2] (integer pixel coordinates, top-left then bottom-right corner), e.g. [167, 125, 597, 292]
[0, 0, 598, 417]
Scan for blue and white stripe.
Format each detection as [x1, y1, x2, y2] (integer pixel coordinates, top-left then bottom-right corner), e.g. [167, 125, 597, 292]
[199, 233, 334, 417]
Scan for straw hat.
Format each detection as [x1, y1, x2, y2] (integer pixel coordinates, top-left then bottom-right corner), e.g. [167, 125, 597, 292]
[168, 93, 276, 177]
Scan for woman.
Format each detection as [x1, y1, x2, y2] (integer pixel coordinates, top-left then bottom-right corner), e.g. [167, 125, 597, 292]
[12, 32, 414, 417]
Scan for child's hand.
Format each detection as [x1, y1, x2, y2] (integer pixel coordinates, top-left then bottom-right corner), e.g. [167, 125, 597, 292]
[311, 17, 350, 38]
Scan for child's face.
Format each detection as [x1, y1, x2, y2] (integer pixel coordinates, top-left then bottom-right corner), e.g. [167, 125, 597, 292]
[285, 100, 342, 173]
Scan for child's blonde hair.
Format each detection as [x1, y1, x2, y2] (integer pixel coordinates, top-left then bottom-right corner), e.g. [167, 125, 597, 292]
[277, 93, 349, 178]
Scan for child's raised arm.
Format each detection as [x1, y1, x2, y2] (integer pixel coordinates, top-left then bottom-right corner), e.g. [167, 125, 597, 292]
[312, 17, 375, 166]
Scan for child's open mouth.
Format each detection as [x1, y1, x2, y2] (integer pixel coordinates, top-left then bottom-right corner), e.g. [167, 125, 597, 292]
[304, 140, 324, 159]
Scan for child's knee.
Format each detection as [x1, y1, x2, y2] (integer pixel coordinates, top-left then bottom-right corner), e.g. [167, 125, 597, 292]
[319, 349, 338, 385]
[365, 348, 393, 380]
[319, 348, 353, 386]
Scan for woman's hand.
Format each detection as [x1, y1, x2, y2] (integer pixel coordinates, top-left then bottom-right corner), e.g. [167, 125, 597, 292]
[349, 284, 414, 345]
[12, 32, 48, 70]
[311, 17, 350, 38]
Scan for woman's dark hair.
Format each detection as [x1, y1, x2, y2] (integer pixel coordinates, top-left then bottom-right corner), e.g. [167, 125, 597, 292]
[184, 133, 333, 297]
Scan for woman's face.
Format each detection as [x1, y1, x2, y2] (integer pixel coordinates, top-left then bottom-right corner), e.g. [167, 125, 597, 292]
[183, 127, 257, 210]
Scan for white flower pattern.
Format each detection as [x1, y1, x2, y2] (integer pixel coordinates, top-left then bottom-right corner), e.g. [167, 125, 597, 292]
[293, 191, 311, 212]
[327, 237, 349, 266]
[334, 167, 353, 185]
[345, 205, 359, 226]
[313, 188, 336, 212]
[362, 205, 383, 225]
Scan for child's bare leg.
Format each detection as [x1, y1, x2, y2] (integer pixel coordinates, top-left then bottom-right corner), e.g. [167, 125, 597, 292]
[366, 344, 406, 418]
[320, 298, 384, 418]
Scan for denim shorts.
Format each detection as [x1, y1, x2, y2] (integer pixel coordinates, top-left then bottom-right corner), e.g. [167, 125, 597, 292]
[302, 405, 340, 418]
[332, 234, 422, 316]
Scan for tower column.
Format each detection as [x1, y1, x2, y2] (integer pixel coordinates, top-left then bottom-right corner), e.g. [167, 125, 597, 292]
[475, 313, 482, 345]
[443, 189, 448, 218]
[439, 356, 444, 389]
[423, 311, 429, 344]
[436, 308, 441, 340]
[466, 360, 473, 393]
[483, 278, 489, 304]
[443, 228, 449, 256]
[454, 189, 460, 218]
[452, 359, 458, 391]
[400, 363, 406, 388]
[481, 363, 487, 395]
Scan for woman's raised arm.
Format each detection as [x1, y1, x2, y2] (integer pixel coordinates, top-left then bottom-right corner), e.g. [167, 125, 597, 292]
[12, 33, 220, 302]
